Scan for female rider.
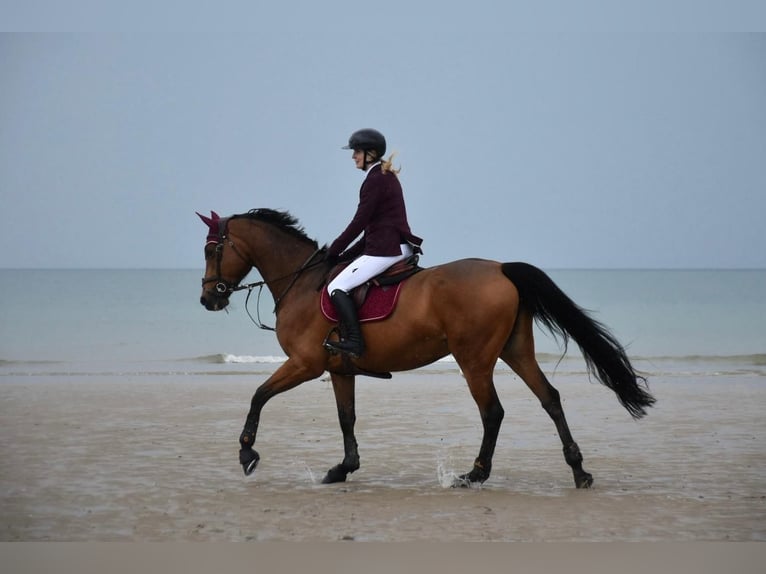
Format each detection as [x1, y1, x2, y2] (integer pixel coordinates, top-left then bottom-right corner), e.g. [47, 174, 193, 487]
[324, 128, 423, 358]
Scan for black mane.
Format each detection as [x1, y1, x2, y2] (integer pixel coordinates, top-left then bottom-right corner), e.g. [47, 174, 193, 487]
[236, 208, 319, 249]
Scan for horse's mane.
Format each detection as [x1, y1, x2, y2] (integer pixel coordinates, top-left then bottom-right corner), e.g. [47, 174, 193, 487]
[235, 208, 319, 249]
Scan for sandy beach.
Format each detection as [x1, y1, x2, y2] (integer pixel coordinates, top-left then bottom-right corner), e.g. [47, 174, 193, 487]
[1, 367, 764, 545]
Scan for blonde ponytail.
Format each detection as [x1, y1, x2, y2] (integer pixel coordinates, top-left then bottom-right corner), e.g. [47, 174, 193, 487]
[380, 151, 401, 175]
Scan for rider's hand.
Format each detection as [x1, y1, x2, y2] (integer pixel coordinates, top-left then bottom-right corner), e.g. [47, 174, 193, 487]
[325, 253, 339, 266]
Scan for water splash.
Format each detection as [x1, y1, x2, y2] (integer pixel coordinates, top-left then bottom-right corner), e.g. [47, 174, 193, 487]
[436, 457, 473, 489]
[304, 465, 318, 484]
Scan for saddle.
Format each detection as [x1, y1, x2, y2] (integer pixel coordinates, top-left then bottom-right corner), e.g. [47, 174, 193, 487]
[320, 255, 422, 323]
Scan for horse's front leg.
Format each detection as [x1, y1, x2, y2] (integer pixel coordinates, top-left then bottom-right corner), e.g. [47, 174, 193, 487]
[322, 373, 360, 483]
[239, 360, 322, 476]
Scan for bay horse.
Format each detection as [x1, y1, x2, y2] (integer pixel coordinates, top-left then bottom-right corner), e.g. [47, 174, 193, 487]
[198, 208, 655, 488]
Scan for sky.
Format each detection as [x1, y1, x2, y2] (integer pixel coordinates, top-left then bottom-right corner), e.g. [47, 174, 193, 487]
[1, 8, 765, 269]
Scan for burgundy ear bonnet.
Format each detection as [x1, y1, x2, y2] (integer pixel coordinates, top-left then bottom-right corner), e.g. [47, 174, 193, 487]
[196, 211, 221, 244]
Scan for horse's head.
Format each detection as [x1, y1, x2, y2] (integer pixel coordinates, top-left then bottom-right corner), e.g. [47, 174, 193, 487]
[197, 211, 251, 311]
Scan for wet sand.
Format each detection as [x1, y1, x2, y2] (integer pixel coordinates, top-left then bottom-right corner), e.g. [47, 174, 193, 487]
[1, 370, 764, 543]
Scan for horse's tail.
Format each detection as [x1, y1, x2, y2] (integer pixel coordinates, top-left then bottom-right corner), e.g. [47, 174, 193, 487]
[501, 262, 656, 419]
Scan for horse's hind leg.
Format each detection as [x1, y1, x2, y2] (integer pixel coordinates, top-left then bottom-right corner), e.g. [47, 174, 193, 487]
[502, 312, 593, 488]
[522, 366, 593, 488]
[452, 359, 505, 487]
[322, 373, 360, 483]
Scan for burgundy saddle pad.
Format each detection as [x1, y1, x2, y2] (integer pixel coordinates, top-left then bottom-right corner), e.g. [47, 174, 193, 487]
[321, 282, 405, 323]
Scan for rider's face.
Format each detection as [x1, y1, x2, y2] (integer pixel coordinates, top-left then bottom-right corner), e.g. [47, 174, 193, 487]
[352, 149, 366, 170]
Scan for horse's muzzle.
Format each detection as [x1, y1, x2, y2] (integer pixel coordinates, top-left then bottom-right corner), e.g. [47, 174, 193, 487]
[200, 290, 230, 311]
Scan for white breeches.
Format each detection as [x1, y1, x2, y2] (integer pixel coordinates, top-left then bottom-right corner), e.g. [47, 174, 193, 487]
[327, 243, 414, 294]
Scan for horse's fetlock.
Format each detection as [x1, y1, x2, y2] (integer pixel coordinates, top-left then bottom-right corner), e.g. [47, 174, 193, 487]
[239, 430, 256, 447]
[564, 442, 583, 466]
[473, 458, 492, 481]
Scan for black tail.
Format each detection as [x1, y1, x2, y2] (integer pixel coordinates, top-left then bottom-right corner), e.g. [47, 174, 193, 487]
[501, 262, 656, 419]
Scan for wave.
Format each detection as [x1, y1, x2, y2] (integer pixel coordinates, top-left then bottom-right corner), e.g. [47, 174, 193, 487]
[190, 353, 288, 364]
[210, 354, 461, 365]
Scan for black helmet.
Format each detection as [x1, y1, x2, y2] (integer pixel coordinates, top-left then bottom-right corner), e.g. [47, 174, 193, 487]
[342, 128, 386, 158]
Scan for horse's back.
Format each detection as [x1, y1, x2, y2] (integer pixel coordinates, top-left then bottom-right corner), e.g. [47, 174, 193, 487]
[400, 258, 521, 326]
[416, 258, 517, 291]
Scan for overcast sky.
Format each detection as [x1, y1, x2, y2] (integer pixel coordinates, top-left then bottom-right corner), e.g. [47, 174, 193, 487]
[1, 11, 765, 269]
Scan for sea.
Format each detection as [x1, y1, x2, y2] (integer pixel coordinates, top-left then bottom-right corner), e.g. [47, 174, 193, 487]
[1, 268, 765, 381]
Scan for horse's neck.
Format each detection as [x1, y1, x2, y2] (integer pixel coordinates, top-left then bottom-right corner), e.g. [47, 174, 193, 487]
[254, 249, 308, 285]
[231, 219, 320, 306]
[250, 240, 318, 301]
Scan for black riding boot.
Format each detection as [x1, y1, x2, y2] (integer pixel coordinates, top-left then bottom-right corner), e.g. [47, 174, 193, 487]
[325, 289, 365, 358]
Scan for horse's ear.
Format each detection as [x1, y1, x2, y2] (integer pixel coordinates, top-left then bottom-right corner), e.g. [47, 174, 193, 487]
[196, 211, 213, 227]
[196, 211, 222, 228]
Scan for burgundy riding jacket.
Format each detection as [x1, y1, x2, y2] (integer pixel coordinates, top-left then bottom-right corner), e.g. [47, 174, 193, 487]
[328, 164, 423, 259]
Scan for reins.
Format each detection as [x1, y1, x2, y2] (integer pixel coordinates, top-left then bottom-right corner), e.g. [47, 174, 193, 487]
[236, 247, 327, 332]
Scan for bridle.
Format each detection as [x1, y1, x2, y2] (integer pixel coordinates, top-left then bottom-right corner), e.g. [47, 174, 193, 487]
[201, 216, 327, 331]
[201, 218, 251, 296]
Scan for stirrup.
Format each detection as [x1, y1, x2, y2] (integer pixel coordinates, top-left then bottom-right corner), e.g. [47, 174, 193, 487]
[322, 327, 362, 358]
[323, 338, 363, 359]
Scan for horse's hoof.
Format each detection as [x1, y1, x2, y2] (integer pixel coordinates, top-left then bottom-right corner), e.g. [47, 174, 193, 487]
[322, 464, 349, 484]
[453, 466, 488, 488]
[451, 476, 472, 488]
[452, 471, 484, 488]
[244, 459, 258, 476]
[240, 449, 260, 476]
[575, 472, 594, 489]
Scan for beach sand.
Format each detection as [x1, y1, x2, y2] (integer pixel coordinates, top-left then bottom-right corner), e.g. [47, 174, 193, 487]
[1, 370, 764, 543]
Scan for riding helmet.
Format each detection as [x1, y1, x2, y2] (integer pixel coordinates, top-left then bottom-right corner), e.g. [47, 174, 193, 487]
[342, 128, 386, 158]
